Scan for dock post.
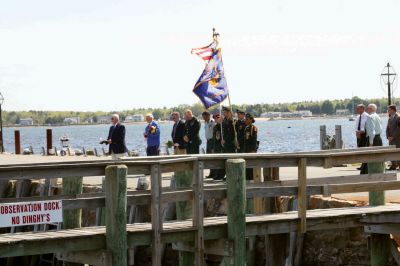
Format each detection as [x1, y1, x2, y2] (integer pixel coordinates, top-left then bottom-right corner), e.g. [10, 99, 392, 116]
[320, 125, 326, 150]
[367, 162, 389, 266]
[105, 165, 127, 266]
[14, 130, 21, 154]
[175, 168, 195, 265]
[46, 129, 52, 155]
[335, 125, 343, 149]
[221, 159, 246, 266]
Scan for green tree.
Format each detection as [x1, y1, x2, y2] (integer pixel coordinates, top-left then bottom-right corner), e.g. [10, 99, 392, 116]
[321, 100, 334, 115]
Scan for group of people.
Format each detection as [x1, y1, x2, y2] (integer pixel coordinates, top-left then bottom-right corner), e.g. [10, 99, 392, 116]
[102, 107, 259, 179]
[355, 103, 400, 173]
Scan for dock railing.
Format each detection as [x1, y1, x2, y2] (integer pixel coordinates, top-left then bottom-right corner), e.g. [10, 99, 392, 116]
[0, 146, 400, 265]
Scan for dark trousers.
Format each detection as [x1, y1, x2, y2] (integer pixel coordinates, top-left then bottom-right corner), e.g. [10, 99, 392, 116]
[360, 135, 382, 174]
[357, 134, 368, 174]
[146, 145, 159, 156]
[206, 139, 218, 178]
[186, 144, 200, 155]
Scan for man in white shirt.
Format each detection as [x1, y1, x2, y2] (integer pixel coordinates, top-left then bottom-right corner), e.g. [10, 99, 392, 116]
[365, 103, 383, 147]
[355, 104, 369, 148]
[202, 111, 216, 178]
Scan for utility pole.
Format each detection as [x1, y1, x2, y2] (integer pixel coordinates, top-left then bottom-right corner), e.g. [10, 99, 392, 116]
[381, 62, 397, 106]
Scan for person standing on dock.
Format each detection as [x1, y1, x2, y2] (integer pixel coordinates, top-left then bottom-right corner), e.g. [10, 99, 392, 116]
[355, 104, 369, 148]
[170, 112, 186, 155]
[365, 103, 383, 147]
[202, 111, 217, 178]
[103, 114, 128, 159]
[183, 109, 201, 154]
[235, 109, 246, 153]
[211, 113, 225, 180]
[221, 106, 237, 153]
[244, 113, 258, 179]
[386, 105, 400, 170]
[144, 113, 160, 156]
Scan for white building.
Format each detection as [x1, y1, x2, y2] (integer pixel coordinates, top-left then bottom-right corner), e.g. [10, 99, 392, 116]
[63, 117, 81, 124]
[296, 110, 313, 117]
[260, 112, 281, 118]
[336, 109, 350, 116]
[97, 116, 110, 124]
[19, 118, 34, 126]
[124, 114, 144, 122]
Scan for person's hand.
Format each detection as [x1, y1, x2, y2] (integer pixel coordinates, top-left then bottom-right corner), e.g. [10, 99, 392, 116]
[107, 139, 112, 144]
[183, 136, 189, 143]
[143, 133, 148, 138]
[388, 137, 394, 142]
[174, 143, 180, 147]
[221, 139, 225, 145]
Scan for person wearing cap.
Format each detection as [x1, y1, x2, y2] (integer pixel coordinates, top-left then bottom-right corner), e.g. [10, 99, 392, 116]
[211, 113, 225, 180]
[101, 114, 128, 159]
[221, 106, 237, 153]
[235, 109, 246, 153]
[244, 113, 258, 180]
[171, 112, 186, 154]
[144, 113, 160, 156]
[183, 109, 201, 154]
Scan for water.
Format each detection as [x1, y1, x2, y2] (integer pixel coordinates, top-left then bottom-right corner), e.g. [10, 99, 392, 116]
[1, 118, 389, 155]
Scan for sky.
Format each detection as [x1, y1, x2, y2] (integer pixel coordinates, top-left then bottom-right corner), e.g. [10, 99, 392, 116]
[0, 0, 400, 111]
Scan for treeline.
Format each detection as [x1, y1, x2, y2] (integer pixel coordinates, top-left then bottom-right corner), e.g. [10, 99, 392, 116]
[2, 96, 396, 125]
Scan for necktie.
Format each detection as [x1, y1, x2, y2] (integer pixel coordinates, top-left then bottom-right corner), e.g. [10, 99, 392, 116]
[357, 115, 362, 131]
[173, 122, 177, 138]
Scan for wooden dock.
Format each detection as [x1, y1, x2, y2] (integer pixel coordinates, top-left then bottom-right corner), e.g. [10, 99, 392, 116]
[0, 146, 400, 265]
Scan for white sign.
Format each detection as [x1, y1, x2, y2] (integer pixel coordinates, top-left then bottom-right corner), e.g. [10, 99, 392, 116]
[0, 200, 63, 227]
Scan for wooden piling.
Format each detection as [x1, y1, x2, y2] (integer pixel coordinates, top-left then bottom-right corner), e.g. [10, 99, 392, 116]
[335, 125, 343, 149]
[105, 165, 128, 266]
[367, 162, 389, 266]
[221, 159, 246, 266]
[175, 168, 194, 265]
[320, 125, 326, 150]
[151, 164, 162, 266]
[46, 129, 52, 155]
[14, 130, 21, 155]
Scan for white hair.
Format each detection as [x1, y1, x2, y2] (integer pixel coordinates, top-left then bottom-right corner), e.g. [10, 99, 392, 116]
[368, 104, 377, 112]
[111, 114, 120, 121]
[146, 113, 154, 118]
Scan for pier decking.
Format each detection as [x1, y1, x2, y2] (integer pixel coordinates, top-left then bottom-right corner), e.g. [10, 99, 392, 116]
[0, 147, 400, 265]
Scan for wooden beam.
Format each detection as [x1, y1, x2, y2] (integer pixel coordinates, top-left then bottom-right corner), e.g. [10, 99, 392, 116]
[221, 159, 246, 266]
[364, 224, 400, 235]
[62, 176, 83, 230]
[150, 164, 162, 266]
[390, 239, 400, 265]
[297, 158, 307, 234]
[192, 161, 204, 265]
[56, 250, 112, 266]
[105, 165, 128, 266]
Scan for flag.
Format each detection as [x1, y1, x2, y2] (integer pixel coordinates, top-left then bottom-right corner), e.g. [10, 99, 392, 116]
[193, 48, 229, 109]
[191, 42, 217, 62]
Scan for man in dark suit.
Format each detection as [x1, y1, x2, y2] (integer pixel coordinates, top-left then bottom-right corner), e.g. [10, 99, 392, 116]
[183, 109, 201, 154]
[386, 105, 400, 170]
[171, 112, 186, 154]
[101, 114, 128, 159]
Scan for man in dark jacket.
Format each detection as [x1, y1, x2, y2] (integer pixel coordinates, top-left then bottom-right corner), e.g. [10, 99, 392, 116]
[211, 113, 225, 180]
[221, 106, 237, 153]
[235, 109, 246, 153]
[102, 114, 128, 159]
[386, 105, 400, 170]
[183, 110, 201, 154]
[171, 112, 186, 154]
[244, 113, 258, 180]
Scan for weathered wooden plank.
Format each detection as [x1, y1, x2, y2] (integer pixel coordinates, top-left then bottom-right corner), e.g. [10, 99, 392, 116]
[364, 224, 400, 235]
[390, 239, 400, 265]
[150, 164, 162, 266]
[221, 159, 246, 266]
[173, 239, 233, 257]
[56, 250, 112, 266]
[297, 158, 307, 234]
[105, 165, 127, 266]
[62, 176, 83, 230]
[192, 161, 204, 266]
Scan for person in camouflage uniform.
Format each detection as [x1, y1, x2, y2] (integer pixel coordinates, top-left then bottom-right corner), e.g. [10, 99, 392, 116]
[235, 109, 246, 153]
[221, 106, 237, 153]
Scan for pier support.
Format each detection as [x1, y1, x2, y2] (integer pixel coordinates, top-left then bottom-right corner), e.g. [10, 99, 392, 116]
[367, 162, 389, 266]
[14, 130, 21, 155]
[105, 165, 127, 266]
[221, 159, 246, 266]
[46, 129, 52, 155]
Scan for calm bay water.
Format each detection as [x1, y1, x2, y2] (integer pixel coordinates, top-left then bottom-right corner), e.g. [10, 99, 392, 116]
[1, 118, 389, 156]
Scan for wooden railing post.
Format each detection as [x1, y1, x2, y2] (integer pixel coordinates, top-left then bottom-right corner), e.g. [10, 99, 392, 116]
[297, 158, 307, 234]
[150, 164, 162, 266]
[221, 159, 246, 266]
[192, 161, 204, 266]
[175, 166, 194, 265]
[367, 162, 389, 266]
[320, 125, 327, 150]
[105, 165, 127, 266]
